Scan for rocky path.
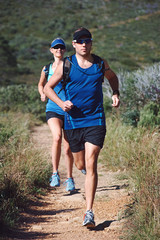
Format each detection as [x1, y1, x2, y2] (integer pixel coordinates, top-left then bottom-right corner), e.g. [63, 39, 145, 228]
[9, 124, 131, 240]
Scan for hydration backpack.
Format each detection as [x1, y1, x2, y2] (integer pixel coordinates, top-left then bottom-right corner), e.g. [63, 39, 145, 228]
[44, 63, 51, 80]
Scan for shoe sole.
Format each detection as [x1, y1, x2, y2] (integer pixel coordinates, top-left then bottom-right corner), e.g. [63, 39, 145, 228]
[66, 187, 75, 191]
[83, 222, 95, 228]
[50, 184, 60, 187]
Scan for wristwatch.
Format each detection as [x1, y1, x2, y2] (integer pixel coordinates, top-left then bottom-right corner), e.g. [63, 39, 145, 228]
[113, 90, 120, 96]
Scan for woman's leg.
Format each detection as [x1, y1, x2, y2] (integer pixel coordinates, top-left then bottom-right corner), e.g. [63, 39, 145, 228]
[63, 131, 75, 191]
[63, 131, 74, 178]
[47, 118, 63, 173]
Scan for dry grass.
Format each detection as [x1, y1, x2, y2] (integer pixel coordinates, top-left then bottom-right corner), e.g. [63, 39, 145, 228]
[0, 112, 51, 229]
[100, 117, 160, 239]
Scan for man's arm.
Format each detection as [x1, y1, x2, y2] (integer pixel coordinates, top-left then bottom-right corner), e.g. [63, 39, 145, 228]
[103, 59, 120, 108]
[44, 61, 73, 112]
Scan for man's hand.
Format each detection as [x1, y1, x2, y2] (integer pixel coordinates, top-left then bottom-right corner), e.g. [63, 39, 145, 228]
[112, 95, 120, 108]
[62, 100, 74, 112]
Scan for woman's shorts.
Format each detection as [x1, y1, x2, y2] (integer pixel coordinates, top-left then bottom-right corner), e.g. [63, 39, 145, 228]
[65, 125, 106, 153]
[46, 111, 64, 122]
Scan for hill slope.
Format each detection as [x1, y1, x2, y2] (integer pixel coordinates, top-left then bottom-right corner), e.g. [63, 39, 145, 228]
[0, 0, 160, 84]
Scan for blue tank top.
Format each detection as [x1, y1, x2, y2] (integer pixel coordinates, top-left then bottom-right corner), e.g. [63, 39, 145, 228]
[45, 63, 65, 115]
[64, 54, 106, 130]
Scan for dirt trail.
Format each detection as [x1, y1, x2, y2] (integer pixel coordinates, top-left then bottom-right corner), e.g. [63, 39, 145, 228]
[11, 124, 131, 240]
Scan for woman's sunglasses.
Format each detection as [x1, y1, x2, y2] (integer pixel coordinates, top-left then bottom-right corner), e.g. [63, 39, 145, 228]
[53, 44, 65, 49]
[73, 38, 92, 44]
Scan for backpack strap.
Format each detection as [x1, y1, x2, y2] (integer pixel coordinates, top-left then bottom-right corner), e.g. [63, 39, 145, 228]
[44, 63, 51, 80]
[58, 56, 73, 94]
[92, 54, 109, 82]
[58, 54, 109, 94]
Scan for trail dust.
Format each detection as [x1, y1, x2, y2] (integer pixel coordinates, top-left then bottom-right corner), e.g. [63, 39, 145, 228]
[10, 124, 131, 240]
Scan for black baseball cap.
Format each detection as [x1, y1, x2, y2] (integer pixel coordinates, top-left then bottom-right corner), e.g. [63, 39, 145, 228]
[73, 28, 92, 41]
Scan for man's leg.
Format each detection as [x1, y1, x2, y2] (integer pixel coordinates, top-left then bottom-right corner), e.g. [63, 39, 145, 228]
[72, 150, 85, 171]
[64, 128, 85, 171]
[84, 142, 101, 211]
[72, 141, 100, 209]
[81, 142, 101, 227]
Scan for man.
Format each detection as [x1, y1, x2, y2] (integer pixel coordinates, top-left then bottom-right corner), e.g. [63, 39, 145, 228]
[44, 27, 120, 228]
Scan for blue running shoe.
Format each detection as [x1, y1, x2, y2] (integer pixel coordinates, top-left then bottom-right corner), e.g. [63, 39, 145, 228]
[50, 171, 60, 187]
[63, 178, 75, 192]
[81, 169, 86, 175]
[83, 210, 95, 228]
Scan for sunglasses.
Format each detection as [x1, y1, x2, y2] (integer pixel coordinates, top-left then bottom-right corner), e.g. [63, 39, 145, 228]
[73, 38, 92, 44]
[53, 44, 65, 49]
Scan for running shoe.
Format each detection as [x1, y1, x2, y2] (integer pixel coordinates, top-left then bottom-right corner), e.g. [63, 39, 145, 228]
[50, 171, 60, 187]
[63, 178, 75, 192]
[81, 169, 86, 175]
[83, 210, 95, 228]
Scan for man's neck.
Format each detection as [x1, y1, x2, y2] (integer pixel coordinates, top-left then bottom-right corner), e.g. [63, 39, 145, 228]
[76, 52, 92, 61]
[75, 53, 93, 69]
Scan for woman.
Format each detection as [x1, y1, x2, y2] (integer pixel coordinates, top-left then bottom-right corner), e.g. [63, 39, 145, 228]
[38, 38, 75, 192]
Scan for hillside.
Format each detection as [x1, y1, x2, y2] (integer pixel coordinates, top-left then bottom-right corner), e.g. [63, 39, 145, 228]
[0, 0, 160, 85]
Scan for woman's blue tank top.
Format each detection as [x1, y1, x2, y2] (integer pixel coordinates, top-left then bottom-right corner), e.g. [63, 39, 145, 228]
[64, 54, 106, 130]
[45, 63, 65, 115]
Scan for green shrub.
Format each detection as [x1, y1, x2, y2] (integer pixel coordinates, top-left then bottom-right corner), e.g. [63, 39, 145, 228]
[0, 85, 46, 121]
[121, 109, 140, 127]
[0, 123, 14, 146]
[138, 102, 160, 128]
[104, 63, 160, 127]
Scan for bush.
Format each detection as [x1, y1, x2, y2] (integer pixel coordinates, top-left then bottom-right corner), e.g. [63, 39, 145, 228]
[104, 63, 160, 127]
[138, 102, 160, 128]
[121, 109, 140, 127]
[0, 84, 46, 121]
[0, 123, 14, 146]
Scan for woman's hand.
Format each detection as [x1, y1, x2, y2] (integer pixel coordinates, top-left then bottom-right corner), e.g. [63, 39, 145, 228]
[40, 93, 46, 102]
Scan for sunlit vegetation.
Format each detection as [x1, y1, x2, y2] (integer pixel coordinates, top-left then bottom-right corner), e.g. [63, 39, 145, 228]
[0, 0, 160, 239]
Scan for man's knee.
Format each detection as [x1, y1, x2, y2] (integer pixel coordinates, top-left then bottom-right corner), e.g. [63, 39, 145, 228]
[53, 134, 62, 144]
[75, 161, 84, 170]
[86, 157, 98, 173]
[73, 151, 85, 170]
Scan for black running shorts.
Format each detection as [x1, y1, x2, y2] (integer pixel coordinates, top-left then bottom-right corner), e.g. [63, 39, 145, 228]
[46, 111, 64, 122]
[65, 125, 106, 153]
